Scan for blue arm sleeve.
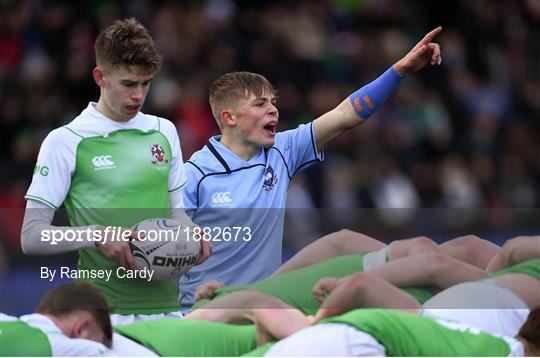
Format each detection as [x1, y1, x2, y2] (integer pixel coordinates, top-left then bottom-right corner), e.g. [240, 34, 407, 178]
[349, 66, 404, 120]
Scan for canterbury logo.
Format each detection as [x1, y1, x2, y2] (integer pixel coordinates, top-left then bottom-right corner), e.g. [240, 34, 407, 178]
[211, 192, 232, 205]
[92, 155, 115, 169]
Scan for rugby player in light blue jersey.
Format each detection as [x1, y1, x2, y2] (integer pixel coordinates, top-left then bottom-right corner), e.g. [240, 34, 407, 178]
[180, 27, 444, 308]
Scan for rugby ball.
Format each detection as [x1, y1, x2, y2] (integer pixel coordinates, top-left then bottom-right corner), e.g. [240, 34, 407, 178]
[130, 218, 200, 281]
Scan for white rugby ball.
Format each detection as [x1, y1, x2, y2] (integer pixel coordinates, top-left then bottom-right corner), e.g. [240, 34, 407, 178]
[130, 218, 200, 281]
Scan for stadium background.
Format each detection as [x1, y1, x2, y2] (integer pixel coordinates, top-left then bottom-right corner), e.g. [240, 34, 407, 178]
[0, 0, 538, 314]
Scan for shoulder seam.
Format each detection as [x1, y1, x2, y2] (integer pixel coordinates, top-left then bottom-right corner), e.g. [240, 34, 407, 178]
[289, 122, 323, 177]
[62, 126, 84, 139]
[293, 158, 321, 177]
[206, 141, 231, 174]
[186, 161, 205, 176]
[169, 180, 188, 193]
[309, 122, 319, 161]
[267, 146, 292, 180]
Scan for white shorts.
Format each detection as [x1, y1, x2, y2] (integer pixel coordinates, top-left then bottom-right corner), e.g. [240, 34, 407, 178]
[265, 323, 385, 357]
[422, 279, 529, 337]
[110, 310, 184, 326]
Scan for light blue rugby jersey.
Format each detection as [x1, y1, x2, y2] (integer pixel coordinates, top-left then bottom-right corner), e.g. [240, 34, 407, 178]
[180, 122, 323, 308]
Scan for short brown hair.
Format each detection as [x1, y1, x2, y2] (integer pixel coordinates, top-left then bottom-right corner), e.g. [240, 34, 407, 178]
[518, 308, 540, 350]
[37, 281, 112, 347]
[95, 18, 162, 74]
[209, 71, 276, 123]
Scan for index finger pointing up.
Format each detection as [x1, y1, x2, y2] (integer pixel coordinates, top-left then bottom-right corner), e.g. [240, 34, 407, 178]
[414, 26, 443, 50]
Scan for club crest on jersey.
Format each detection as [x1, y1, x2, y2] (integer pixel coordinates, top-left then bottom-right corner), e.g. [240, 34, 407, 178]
[149, 144, 169, 167]
[262, 165, 278, 191]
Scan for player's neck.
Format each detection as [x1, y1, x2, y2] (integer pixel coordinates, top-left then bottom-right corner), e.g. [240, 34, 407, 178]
[95, 99, 131, 123]
[220, 135, 260, 161]
[43, 313, 71, 336]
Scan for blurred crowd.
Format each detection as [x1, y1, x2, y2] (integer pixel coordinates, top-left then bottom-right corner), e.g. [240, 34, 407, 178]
[0, 0, 539, 257]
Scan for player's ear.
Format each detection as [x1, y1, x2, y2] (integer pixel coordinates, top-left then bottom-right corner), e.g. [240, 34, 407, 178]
[220, 108, 236, 127]
[93, 67, 105, 87]
[71, 314, 92, 339]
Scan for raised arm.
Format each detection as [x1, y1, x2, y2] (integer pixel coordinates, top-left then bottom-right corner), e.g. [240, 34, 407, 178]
[313, 26, 442, 150]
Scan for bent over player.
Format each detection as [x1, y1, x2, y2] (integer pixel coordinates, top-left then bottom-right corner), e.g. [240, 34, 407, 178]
[0, 282, 112, 356]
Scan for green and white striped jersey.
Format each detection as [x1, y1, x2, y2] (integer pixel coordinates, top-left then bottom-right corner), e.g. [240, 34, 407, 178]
[26, 103, 187, 313]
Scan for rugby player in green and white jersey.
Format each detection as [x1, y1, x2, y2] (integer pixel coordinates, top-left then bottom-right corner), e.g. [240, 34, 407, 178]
[109, 253, 538, 357]
[21, 18, 210, 323]
[186, 234, 496, 323]
[188, 235, 445, 320]
[1, 281, 255, 357]
[0, 282, 113, 356]
[312, 236, 540, 337]
[256, 308, 539, 356]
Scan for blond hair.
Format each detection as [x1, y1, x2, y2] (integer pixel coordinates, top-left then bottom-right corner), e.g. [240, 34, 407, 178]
[209, 71, 276, 125]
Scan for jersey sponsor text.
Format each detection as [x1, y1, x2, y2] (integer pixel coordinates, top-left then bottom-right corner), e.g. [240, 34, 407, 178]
[33, 164, 49, 176]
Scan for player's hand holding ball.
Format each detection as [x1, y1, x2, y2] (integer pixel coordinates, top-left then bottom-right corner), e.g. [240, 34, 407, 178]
[94, 226, 139, 270]
[129, 218, 202, 281]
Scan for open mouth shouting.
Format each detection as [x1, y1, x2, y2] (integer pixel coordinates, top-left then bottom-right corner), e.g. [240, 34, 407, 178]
[264, 121, 278, 136]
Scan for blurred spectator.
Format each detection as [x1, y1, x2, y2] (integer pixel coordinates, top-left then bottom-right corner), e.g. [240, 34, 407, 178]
[371, 157, 420, 226]
[440, 155, 483, 209]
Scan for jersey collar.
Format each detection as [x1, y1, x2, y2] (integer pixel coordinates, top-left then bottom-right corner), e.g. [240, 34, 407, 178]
[207, 136, 267, 172]
[20, 313, 64, 335]
[80, 103, 155, 136]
